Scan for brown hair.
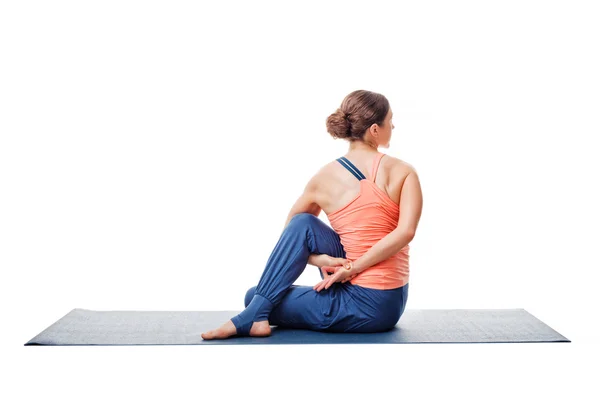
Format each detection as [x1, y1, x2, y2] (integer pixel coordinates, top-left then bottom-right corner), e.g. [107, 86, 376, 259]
[326, 90, 390, 142]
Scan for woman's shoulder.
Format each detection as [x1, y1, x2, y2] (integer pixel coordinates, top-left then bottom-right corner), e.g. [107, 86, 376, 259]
[382, 153, 414, 167]
[317, 153, 416, 177]
[381, 154, 417, 177]
[315, 153, 417, 183]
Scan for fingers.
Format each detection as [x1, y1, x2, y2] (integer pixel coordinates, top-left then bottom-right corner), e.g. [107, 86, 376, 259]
[325, 278, 335, 290]
[322, 265, 340, 274]
[314, 273, 338, 292]
[313, 278, 321, 290]
[313, 277, 330, 292]
[315, 270, 356, 292]
[325, 271, 343, 290]
[316, 280, 328, 292]
[320, 267, 329, 278]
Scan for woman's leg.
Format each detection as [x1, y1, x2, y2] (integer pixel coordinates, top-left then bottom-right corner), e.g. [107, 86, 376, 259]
[227, 212, 346, 336]
[243, 283, 355, 332]
[243, 282, 409, 333]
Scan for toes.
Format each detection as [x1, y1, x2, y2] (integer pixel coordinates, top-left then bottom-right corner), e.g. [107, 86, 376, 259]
[202, 322, 240, 340]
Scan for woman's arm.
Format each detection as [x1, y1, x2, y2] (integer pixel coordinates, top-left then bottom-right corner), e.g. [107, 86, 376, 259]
[282, 174, 321, 232]
[307, 254, 320, 266]
[352, 169, 423, 274]
[351, 230, 415, 274]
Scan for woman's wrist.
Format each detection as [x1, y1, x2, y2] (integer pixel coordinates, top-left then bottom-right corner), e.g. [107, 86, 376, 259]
[343, 260, 354, 272]
[347, 259, 364, 274]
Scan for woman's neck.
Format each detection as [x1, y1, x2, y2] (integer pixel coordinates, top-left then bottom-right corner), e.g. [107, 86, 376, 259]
[348, 140, 378, 154]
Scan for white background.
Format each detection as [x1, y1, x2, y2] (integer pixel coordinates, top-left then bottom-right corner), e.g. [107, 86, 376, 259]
[2, 0, 599, 398]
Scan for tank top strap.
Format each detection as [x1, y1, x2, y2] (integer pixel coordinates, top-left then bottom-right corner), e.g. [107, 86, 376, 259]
[336, 157, 366, 181]
[370, 153, 386, 182]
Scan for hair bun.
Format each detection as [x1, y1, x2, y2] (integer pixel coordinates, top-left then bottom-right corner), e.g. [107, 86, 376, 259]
[326, 109, 352, 140]
[326, 90, 390, 142]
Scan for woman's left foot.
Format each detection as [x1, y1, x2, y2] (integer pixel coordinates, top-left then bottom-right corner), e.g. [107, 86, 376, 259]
[201, 320, 271, 340]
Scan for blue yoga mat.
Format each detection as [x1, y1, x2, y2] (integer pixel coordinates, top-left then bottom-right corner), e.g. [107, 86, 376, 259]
[24, 308, 569, 345]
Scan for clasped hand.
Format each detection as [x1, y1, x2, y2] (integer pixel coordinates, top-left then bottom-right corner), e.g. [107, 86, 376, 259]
[310, 254, 358, 292]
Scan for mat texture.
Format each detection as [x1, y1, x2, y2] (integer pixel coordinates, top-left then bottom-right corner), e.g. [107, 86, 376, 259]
[24, 308, 570, 345]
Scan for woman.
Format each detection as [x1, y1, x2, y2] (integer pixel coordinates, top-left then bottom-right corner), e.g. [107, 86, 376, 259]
[202, 89, 423, 340]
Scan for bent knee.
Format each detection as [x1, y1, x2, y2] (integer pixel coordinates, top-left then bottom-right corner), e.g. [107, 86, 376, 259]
[286, 213, 324, 238]
[244, 285, 257, 307]
[288, 213, 318, 228]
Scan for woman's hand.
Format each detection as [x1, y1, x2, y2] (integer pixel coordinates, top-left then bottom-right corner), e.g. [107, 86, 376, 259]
[308, 254, 355, 285]
[313, 264, 358, 292]
[308, 254, 348, 269]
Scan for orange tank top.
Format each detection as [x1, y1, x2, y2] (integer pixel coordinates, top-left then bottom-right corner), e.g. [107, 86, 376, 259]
[326, 152, 409, 290]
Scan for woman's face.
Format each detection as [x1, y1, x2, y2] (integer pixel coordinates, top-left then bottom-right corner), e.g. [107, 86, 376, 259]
[378, 109, 394, 148]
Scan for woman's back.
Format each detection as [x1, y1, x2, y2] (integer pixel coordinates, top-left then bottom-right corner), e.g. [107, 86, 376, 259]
[317, 151, 413, 290]
[318, 151, 409, 215]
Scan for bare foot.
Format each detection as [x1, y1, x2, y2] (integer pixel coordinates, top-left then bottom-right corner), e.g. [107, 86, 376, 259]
[201, 320, 271, 340]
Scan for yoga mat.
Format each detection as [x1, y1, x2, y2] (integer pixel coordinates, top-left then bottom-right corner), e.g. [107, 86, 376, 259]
[24, 308, 570, 346]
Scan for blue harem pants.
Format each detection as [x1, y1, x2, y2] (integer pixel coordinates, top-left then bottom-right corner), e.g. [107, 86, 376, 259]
[230, 212, 409, 336]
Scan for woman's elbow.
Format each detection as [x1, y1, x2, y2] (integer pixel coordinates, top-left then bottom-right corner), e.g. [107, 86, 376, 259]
[394, 228, 415, 242]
